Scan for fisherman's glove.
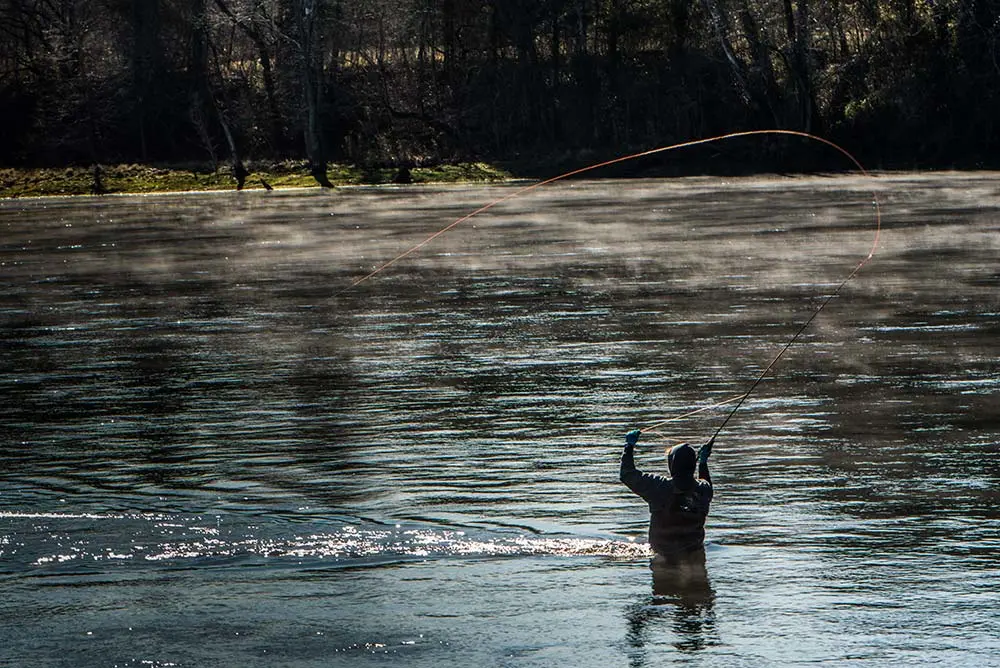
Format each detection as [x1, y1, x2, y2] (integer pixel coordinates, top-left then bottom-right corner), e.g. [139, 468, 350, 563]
[698, 437, 714, 464]
[625, 429, 641, 447]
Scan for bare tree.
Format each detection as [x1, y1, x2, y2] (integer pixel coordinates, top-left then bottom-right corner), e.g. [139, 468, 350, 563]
[290, 0, 333, 185]
[212, 0, 286, 151]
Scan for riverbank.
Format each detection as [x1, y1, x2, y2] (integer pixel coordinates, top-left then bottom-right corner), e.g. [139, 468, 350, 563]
[0, 161, 512, 198]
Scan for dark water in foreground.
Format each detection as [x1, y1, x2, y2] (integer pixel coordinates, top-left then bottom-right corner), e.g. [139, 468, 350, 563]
[2, 174, 999, 666]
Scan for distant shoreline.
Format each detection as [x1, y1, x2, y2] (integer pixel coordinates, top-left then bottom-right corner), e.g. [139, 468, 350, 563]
[0, 162, 512, 199]
[4, 162, 995, 201]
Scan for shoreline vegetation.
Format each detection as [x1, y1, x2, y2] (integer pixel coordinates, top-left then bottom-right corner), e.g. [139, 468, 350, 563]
[6, 160, 993, 201]
[5, 2, 998, 198]
[0, 148, 926, 200]
[0, 162, 513, 199]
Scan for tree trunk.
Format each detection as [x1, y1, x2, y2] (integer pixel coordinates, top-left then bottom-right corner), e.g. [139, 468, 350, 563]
[738, 3, 782, 126]
[294, 0, 332, 187]
[701, 0, 754, 109]
[549, 2, 563, 142]
[130, 0, 161, 161]
[782, 0, 819, 132]
[212, 0, 285, 152]
[442, 0, 457, 83]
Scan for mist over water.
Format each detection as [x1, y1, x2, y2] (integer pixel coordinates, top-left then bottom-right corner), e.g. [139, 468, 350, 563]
[2, 174, 999, 666]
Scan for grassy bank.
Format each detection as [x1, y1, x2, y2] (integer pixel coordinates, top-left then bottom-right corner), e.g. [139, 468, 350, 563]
[0, 161, 512, 198]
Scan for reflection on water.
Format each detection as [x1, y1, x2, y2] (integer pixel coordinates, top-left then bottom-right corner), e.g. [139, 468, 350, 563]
[2, 174, 999, 666]
[650, 550, 714, 605]
[626, 551, 717, 664]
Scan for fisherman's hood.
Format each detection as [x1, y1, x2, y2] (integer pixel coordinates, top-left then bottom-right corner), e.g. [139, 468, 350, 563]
[667, 443, 698, 490]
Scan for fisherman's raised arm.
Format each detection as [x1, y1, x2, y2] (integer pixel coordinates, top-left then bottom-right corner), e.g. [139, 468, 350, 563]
[698, 437, 713, 486]
[619, 429, 662, 501]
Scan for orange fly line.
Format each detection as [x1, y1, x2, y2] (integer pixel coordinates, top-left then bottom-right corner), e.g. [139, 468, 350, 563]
[339, 130, 883, 439]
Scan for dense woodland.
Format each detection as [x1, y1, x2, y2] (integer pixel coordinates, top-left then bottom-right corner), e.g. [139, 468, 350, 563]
[2, 0, 999, 176]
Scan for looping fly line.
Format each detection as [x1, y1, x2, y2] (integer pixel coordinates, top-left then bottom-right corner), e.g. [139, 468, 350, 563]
[341, 130, 882, 440]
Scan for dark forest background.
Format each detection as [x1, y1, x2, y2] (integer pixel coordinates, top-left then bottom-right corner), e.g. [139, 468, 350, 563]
[2, 0, 999, 174]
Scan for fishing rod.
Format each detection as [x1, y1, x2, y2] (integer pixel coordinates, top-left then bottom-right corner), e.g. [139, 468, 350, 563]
[695, 146, 881, 443]
[704, 219, 879, 443]
[639, 165, 881, 443]
[340, 130, 882, 440]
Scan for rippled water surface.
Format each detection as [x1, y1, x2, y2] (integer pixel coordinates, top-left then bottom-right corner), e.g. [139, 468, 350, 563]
[2, 174, 999, 666]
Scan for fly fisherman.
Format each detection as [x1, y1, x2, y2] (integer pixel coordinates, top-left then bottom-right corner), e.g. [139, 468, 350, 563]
[620, 430, 713, 558]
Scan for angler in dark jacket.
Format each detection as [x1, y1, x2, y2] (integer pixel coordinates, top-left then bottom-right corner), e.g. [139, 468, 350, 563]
[619, 429, 713, 557]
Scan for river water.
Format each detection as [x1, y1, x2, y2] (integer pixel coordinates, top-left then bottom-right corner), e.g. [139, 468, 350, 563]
[2, 174, 999, 667]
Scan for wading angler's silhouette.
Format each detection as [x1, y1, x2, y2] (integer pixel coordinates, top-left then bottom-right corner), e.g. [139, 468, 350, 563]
[619, 430, 714, 559]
